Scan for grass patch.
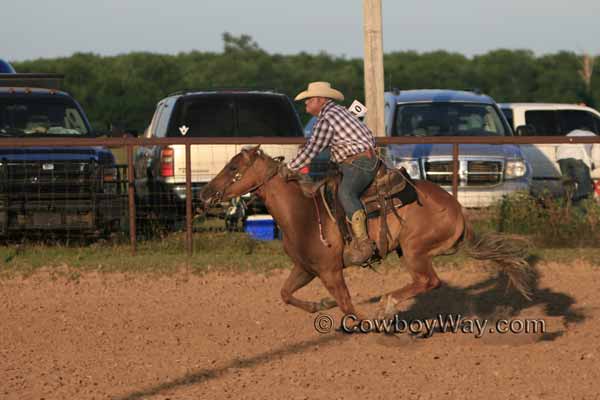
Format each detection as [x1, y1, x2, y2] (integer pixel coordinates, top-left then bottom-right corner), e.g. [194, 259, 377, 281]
[490, 192, 600, 247]
[1, 202, 600, 279]
[0, 229, 292, 278]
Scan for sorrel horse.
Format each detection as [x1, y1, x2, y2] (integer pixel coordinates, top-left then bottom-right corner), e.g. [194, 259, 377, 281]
[199, 146, 533, 319]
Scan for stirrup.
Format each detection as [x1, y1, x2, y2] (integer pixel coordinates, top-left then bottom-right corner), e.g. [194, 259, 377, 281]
[358, 253, 381, 271]
[361, 242, 381, 269]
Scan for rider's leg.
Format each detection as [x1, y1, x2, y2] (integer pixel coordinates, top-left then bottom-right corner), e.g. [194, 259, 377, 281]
[573, 160, 593, 202]
[338, 155, 378, 265]
[559, 158, 593, 204]
[558, 158, 577, 201]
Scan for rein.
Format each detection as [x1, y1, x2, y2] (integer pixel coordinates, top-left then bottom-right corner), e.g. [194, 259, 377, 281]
[212, 153, 281, 204]
[313, 194, 332, 248]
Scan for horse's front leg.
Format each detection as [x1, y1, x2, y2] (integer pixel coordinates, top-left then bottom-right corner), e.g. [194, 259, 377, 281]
[318, 268, 365, 320]
[280, 264, 336, 313]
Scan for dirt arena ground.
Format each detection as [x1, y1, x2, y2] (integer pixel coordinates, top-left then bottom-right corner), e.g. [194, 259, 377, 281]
[2, 260, 600, 400]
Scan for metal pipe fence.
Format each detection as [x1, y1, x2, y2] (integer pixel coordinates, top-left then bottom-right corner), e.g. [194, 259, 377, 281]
[2, 135, 599, 254]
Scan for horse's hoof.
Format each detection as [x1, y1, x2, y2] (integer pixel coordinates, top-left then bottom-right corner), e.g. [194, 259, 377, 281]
[377, 295, 398, 320]
[318, 297, 337, 310]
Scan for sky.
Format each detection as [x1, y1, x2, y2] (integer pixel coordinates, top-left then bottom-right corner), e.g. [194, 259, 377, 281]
[2, 0, 600, 62]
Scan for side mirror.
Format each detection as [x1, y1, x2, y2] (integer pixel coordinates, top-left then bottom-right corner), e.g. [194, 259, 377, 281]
[90, 130, 109, 138]
[126, 129, 139, 138]
[515, 124, 536, 136]
[109, 125, 138, 138]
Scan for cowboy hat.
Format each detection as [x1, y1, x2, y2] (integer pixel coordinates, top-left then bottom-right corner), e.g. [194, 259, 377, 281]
[294, 81, 344, 101]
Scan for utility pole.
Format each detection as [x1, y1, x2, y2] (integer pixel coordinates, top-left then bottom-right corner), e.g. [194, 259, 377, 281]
[579, 53, 594, 90]
[579, 53, 595, 107]
[362, 0, 385, 137]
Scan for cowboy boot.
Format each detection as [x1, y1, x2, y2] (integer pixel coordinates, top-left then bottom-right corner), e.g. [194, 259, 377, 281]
[343, 210, 375, 266]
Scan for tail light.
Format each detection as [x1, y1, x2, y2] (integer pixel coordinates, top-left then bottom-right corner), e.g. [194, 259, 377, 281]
[102, 166, 118, 194]
[160, 147, 174, 177]
[103, 167, 117, 182]
[299, 165, 310, 174]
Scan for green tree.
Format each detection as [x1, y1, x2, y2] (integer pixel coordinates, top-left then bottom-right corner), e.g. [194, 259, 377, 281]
[533, 51, 585, 103]
[471, 49, 538, 101]
[10, 34, 600, 131]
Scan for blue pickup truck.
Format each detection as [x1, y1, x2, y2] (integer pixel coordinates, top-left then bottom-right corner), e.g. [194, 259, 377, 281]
[384, 89, 531, 207]
[0, 62, 125, 238]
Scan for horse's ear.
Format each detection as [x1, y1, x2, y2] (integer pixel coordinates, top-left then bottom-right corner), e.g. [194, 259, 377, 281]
[241, 145, 261, 161]
[242, 145, 262, 158]
[240, 147, 250, 161]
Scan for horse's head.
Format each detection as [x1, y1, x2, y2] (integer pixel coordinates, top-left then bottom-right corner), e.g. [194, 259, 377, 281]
[199, 145, 280, 206]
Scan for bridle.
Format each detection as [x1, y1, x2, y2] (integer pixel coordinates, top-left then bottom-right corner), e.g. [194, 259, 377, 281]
[209, 152, 282, 205]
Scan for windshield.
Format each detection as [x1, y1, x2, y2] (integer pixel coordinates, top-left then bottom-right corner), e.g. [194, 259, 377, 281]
[393, 102, 509, 137]
[0, 98, 90, 137]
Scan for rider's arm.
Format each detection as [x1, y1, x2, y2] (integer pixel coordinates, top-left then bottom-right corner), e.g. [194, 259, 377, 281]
[288, 118, 333, 170]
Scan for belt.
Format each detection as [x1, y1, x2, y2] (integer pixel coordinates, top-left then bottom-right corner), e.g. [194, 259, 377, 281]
[342, 148, 375, 164]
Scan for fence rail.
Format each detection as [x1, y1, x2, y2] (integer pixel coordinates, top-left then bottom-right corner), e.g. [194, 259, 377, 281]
[2, 135, 599, 255]
[1, 135, 600, 147]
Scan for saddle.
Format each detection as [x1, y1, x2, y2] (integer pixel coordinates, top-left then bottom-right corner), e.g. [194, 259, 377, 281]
[360, 163, 419, 218]
[297, 161, 419, 261]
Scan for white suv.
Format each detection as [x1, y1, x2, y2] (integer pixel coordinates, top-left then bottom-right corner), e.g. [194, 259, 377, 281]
[499, 103, 600, 196]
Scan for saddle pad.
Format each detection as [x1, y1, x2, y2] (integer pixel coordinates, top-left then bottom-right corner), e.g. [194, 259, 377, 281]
[364, 183, 418, 219]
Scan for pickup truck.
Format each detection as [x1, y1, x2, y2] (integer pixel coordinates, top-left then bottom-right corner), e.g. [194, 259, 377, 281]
[0, 69, 126, 238]
[499, 102, 600, 197]
[135, 89, 304, 226]
[384, 89, 531, 207]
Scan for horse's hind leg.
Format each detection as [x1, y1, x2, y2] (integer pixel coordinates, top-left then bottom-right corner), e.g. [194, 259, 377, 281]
[378, 253, 441, 318]
[281, 264, 330, 313]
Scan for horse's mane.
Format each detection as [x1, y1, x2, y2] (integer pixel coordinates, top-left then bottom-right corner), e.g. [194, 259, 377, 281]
[253, 149, 320, 197]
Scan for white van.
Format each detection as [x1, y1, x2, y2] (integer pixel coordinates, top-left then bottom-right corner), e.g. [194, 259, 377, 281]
[499, 103, 600, 196]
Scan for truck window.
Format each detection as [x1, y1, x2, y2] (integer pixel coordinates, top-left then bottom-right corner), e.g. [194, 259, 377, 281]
[168, 96, 235, 137]
[393, 103, 508, 136]
[559, 110, 597, 134]
[0, 98, 89, 136]
[523, 110, 560, 136]
[236, 95, 303, 137]
[167, 94, 303, 138]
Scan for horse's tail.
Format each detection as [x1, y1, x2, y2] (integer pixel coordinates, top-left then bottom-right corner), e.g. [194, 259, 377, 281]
[460, 216, 534, 301]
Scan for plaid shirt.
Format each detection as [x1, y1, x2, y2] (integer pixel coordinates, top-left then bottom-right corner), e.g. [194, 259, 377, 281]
[288, 100, 376, 170]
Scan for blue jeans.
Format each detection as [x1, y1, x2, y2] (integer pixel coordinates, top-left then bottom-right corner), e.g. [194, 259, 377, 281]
[558, 158, 593, 201]
[338, 155, 379, 218]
